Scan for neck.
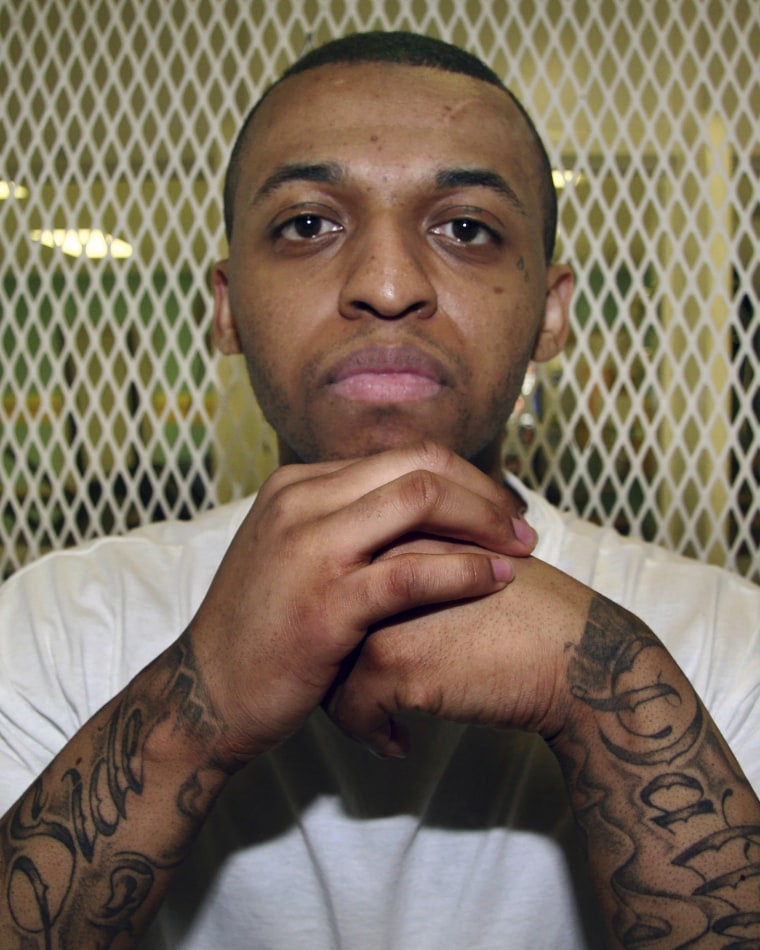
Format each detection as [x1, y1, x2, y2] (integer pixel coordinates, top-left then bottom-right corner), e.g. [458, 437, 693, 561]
[468, 438, 505, 485]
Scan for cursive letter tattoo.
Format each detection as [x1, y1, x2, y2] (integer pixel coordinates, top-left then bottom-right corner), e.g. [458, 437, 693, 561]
[563, 594, 760, 947]
[2, 637, 229, 946]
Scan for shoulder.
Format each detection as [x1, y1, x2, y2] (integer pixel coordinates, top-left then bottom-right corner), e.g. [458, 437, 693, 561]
[4, 495, 253, 606]
[1, 495, 255, 662]
[510, 475, 759, 626]
[0, 496, 254, 736]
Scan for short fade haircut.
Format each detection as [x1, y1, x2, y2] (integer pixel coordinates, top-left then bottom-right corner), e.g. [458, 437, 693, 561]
[223, 31, 558, 262]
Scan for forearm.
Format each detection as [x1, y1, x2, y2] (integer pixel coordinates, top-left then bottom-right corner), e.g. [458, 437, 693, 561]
[553, 593, 760, 948]
[0, 636, 232, 948]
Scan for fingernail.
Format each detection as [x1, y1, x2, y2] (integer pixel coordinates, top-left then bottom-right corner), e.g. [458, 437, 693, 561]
[511, 515, 538, 549]
[490, 558, 514, 583]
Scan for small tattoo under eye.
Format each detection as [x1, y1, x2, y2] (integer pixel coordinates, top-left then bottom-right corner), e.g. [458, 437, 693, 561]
[517, 256, 530, 283]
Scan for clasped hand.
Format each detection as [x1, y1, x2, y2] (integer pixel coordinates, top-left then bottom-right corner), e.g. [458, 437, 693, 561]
[188, 442, 591, 767]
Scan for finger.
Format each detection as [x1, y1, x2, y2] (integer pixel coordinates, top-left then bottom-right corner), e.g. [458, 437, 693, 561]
[255, 455, 359, 501]
[321, 551, 511, 742]
[255, 443, 536, 568]
[333, 443, 536, 555]
[326, 670, 407, 759]
[264, 441, 511, 523]
[333, 441, 509, 507]
[323, 469, 530, 564]
[356, 717, 411, 760]
[342, 551, 513, 629]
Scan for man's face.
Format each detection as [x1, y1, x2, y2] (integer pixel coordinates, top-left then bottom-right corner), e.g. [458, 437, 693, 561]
[214, 62, 571, 468]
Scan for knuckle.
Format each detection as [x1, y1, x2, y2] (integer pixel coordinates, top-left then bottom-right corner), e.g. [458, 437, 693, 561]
[263, 464, 325, 524]
[263, 479, 300, 527]
[360, 637, 436, 714]
[361, 630, 404, 678]
[383, 556, 423, 605]
[460, 555, 488, 589]
[263, 481, 321, 549]
[399, 468, 445, 516]
[410, 439, 450, 473]
[258, 463, 301, 503]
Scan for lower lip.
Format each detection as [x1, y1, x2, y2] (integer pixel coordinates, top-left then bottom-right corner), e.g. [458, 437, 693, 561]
[330, 372, 443, 402]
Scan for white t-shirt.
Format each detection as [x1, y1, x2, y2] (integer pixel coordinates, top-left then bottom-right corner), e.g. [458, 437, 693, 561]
[1, 480, 758, 948]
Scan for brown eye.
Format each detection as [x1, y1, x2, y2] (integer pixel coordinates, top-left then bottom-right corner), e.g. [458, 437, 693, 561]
[278, 213, 341, 241]
[431, 217, 499, 246]
[451, 219, 485, 242]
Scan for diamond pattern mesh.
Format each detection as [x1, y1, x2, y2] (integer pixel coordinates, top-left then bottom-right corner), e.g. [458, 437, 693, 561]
[1, 0, 758, 581]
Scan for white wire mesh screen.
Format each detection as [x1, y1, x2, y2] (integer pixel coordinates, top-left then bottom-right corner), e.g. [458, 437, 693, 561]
[1, 0, 758, 582]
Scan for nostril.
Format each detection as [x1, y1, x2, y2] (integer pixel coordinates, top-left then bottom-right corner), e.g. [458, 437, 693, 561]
[345, 298, 434, 321]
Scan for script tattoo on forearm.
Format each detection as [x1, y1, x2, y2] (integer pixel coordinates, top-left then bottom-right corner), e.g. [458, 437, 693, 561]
[2, 637, 226, 946]
[564, 594, 760, 947]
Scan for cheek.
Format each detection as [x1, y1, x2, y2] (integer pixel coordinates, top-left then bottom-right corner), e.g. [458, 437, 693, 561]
[244, 325, 302, 403]
[229, 302, 295, 405]
[231, 281, 292, 362]
[464, 306, 542, 414]
[457, 289, 540, 365]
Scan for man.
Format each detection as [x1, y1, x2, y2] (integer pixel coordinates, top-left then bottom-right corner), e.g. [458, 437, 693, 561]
[1, 31, 758, 949]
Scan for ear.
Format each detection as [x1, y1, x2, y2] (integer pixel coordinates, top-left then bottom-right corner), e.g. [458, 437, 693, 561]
[212, 260, 242, 355]
[532, 263, 574, 363]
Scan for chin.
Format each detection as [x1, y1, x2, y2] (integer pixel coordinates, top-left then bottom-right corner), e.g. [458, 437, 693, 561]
[279, 421, 500, 472]
[279, 424, 434, 465]
[274, 397, 506, 467]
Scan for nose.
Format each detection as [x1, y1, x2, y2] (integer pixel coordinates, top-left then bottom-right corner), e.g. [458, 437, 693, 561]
[338, 219, 437, 321]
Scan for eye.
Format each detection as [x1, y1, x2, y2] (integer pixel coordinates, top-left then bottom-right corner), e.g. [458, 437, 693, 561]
[431, 217, 500, 246]
[276, 213, 342, 241]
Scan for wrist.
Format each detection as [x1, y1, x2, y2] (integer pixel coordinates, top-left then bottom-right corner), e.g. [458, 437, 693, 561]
[138, 636, 241, 780]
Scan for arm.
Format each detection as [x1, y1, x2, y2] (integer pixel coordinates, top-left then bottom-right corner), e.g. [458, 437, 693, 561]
[1, 637, 231, 946]
[326, 555, 760, 946]
[556, 591, 760, 946]
[0, 442, 534, 947]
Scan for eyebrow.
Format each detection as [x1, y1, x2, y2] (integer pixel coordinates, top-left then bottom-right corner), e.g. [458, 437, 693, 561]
[434, 167, 527, 215]
[249, 161, 527, 215]
[251, 162, 345, 206]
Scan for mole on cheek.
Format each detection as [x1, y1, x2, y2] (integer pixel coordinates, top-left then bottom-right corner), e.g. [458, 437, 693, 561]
[493, 286, 505, 295]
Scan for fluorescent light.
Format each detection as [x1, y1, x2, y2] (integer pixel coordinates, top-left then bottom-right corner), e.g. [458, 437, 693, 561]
[29, 228, 133, 260]
[552, 169, 578, 190]
[0, 180, 29, 200]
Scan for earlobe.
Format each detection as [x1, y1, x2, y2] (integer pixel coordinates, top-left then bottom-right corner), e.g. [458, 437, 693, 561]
[212, 260, 242, 355]
[532, 264, 574, 363]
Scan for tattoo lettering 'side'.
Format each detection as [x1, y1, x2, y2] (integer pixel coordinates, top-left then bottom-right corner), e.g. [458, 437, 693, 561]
[565, 594, 760, 948]
[2, 638, 226, 947]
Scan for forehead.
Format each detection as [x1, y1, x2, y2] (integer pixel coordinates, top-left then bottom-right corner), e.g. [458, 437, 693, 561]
[240, 62, 539, 201]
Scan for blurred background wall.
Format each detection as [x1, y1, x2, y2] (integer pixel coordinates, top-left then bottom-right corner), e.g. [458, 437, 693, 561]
[1, 0, 758, 581]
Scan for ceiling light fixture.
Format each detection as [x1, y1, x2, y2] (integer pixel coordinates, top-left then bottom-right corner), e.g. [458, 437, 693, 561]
[0, 180, 30, 200]
[552, 169, 579, 190]
[29, 228, 133, 260]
